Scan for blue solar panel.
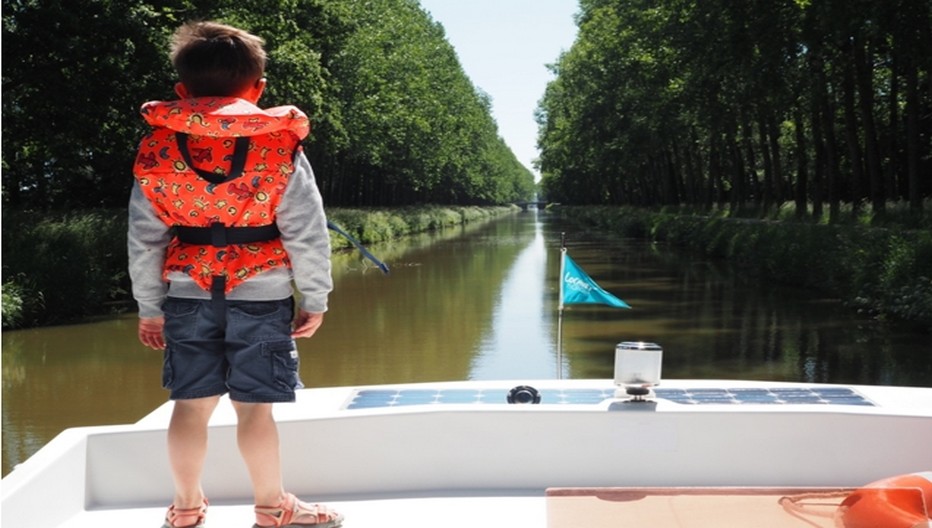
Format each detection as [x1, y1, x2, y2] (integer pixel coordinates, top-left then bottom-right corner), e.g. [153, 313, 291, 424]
[344, 386, 874, 409]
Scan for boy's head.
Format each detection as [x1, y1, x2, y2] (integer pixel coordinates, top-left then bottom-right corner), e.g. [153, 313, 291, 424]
[170, 21, 266, 99]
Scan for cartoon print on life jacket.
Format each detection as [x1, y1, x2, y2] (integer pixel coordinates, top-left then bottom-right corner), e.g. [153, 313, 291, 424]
[191, 146, 212, 163]
[138, 152, 159, 170]
[186, 113, 208, 129]
[134, 97, 309, 294]
[228, 182, 253, 201]
[242, 117, 268, 133]
[153, 178, 167, 196]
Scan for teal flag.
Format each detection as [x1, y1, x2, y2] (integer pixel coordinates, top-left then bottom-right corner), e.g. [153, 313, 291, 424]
[561, 252, 631, 308]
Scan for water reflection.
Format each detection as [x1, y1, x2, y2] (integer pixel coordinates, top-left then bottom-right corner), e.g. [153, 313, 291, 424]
[470, 217, 555, 379]
[306, 214, 536, 386]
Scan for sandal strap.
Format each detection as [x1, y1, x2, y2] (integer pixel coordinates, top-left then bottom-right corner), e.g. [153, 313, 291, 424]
[254, 493, 343, 527]
[163, 499, 208, 528]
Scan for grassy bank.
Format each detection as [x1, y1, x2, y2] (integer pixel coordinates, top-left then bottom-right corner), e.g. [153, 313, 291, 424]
[1, 205, 518, 329]
[556, 205, 932, 331]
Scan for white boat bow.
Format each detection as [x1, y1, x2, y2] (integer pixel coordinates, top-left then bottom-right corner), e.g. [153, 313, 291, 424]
[3, 378, 932, 527]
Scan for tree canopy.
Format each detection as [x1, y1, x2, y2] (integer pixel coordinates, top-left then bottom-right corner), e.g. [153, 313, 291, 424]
[536, 0, 931, 219]
[2, 0, 536, 209]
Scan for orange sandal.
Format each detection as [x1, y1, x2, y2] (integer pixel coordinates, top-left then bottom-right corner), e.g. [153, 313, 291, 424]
[161, 498, 208, 528]
[254, 493, 343, 527]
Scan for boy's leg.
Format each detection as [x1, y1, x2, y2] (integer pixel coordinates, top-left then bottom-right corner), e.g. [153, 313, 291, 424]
[168, 395, 221, 509]
[232, 401, 285, 506]
[224, 298, 298, 506]
[224, 299, 342, 526]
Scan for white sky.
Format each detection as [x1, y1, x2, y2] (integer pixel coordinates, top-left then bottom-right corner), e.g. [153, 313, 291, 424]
[418, 0, 580, 181]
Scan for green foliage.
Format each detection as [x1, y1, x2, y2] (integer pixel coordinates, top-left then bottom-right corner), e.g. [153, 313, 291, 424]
[2, 0, 535, 211]
[1, 210, 130, 327]
[323, 0, 534, 205]
[537, 0, 932, 216]
[327, 205, 517, 247]
[2, 280, 26, 329]
[2, 0, 175, 209]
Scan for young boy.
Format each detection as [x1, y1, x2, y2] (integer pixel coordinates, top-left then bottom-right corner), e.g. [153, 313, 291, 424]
[128, 21, 343, 528]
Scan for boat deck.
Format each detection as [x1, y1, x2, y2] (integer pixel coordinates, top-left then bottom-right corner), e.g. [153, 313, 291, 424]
[50, 496, 548, 528]
[4, 379, 931, 528]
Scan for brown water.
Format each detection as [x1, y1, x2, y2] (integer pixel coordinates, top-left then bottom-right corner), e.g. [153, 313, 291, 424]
[3, 210, 930, 476]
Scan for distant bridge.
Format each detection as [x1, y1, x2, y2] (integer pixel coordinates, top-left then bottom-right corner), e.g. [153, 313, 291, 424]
[516, 201, 554, 211]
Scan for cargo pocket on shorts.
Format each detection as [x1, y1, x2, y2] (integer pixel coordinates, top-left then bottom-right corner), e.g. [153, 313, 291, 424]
[264, 340, 304, 391]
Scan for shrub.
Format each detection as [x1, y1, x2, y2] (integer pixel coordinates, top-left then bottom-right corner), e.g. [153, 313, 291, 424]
[2, 210, 130, 325]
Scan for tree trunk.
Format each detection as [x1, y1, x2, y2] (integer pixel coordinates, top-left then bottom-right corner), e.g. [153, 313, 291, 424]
[794, 109, 809, 220]
[741, 111, 759, 208]
[758, 114, 774, 214]
[767, 114, 785, 206]
[904, 54, 921, 211]
[852, 32, 885, 217]
[840, 43, 865, 214]
[726, 118, 745, 212]
[886, 53, 900, 201]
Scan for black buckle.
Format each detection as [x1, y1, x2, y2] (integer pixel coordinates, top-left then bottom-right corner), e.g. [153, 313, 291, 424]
[210, 222, 227, 247]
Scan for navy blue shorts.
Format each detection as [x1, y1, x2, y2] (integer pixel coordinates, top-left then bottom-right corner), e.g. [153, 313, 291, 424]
[161, 297, 303, 402]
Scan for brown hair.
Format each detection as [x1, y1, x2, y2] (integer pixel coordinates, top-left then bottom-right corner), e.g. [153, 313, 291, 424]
[170, 21, 266, 97]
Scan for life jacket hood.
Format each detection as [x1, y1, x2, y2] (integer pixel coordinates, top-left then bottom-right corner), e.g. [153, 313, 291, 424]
[140, 97, 310, 139]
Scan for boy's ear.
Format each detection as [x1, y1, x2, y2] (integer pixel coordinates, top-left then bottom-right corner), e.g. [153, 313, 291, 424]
[174, 82, 192, 99]
[241, 78, 266, 103]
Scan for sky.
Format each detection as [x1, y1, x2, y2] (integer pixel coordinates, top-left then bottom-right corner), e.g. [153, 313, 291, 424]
[417, 0, 580, 181]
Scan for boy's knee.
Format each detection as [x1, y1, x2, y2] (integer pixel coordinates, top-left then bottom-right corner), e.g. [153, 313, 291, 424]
[231, 400, 274, 419]
[171, 396, 221, 424]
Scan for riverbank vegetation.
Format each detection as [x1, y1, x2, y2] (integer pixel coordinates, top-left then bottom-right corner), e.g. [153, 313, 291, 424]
[557, 204, 932, 331]
[1, 206, 517, 329]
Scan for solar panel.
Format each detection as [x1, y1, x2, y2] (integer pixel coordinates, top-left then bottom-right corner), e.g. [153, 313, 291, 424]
[344, 386, 874, 409]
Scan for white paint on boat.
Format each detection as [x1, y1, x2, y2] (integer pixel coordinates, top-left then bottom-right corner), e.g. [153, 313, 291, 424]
[3, 379, 931, 528]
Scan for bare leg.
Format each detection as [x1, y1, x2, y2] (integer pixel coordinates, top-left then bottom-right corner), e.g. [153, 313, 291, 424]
[232, 401, 285, 506]
[167, 396, 220, 509]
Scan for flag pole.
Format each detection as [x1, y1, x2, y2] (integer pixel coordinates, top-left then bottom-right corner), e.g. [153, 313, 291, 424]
[557, 232, 566, 379]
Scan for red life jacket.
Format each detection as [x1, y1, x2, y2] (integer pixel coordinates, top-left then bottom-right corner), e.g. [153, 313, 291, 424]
[133, 97, 310, 294]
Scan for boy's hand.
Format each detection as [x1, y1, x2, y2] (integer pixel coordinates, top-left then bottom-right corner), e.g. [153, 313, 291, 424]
[292, 310, 324, 338]
[138, 317, 166, 350]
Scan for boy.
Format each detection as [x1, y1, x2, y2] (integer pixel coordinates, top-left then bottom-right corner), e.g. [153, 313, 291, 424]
[128, 21, 343, 528]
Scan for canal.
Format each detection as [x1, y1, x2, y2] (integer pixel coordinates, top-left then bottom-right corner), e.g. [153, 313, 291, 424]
[3, 210, 930, 476]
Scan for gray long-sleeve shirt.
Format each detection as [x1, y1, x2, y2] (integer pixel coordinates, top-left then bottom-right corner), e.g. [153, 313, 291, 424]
[127, 151, 333, 318]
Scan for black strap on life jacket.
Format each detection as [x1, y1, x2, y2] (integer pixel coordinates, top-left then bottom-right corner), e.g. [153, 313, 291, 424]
[173, 221, 281, 328]
[176, 133, 250, 184]
[175, 223, 281, 247]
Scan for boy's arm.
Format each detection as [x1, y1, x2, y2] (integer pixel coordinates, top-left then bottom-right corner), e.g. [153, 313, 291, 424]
[127, 182, 171, 341]
[277, 151, 334, 334]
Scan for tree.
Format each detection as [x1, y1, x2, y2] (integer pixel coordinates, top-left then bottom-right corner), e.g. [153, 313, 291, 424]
[1, 0, 534, 210]
[536, 0, 932, 217]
